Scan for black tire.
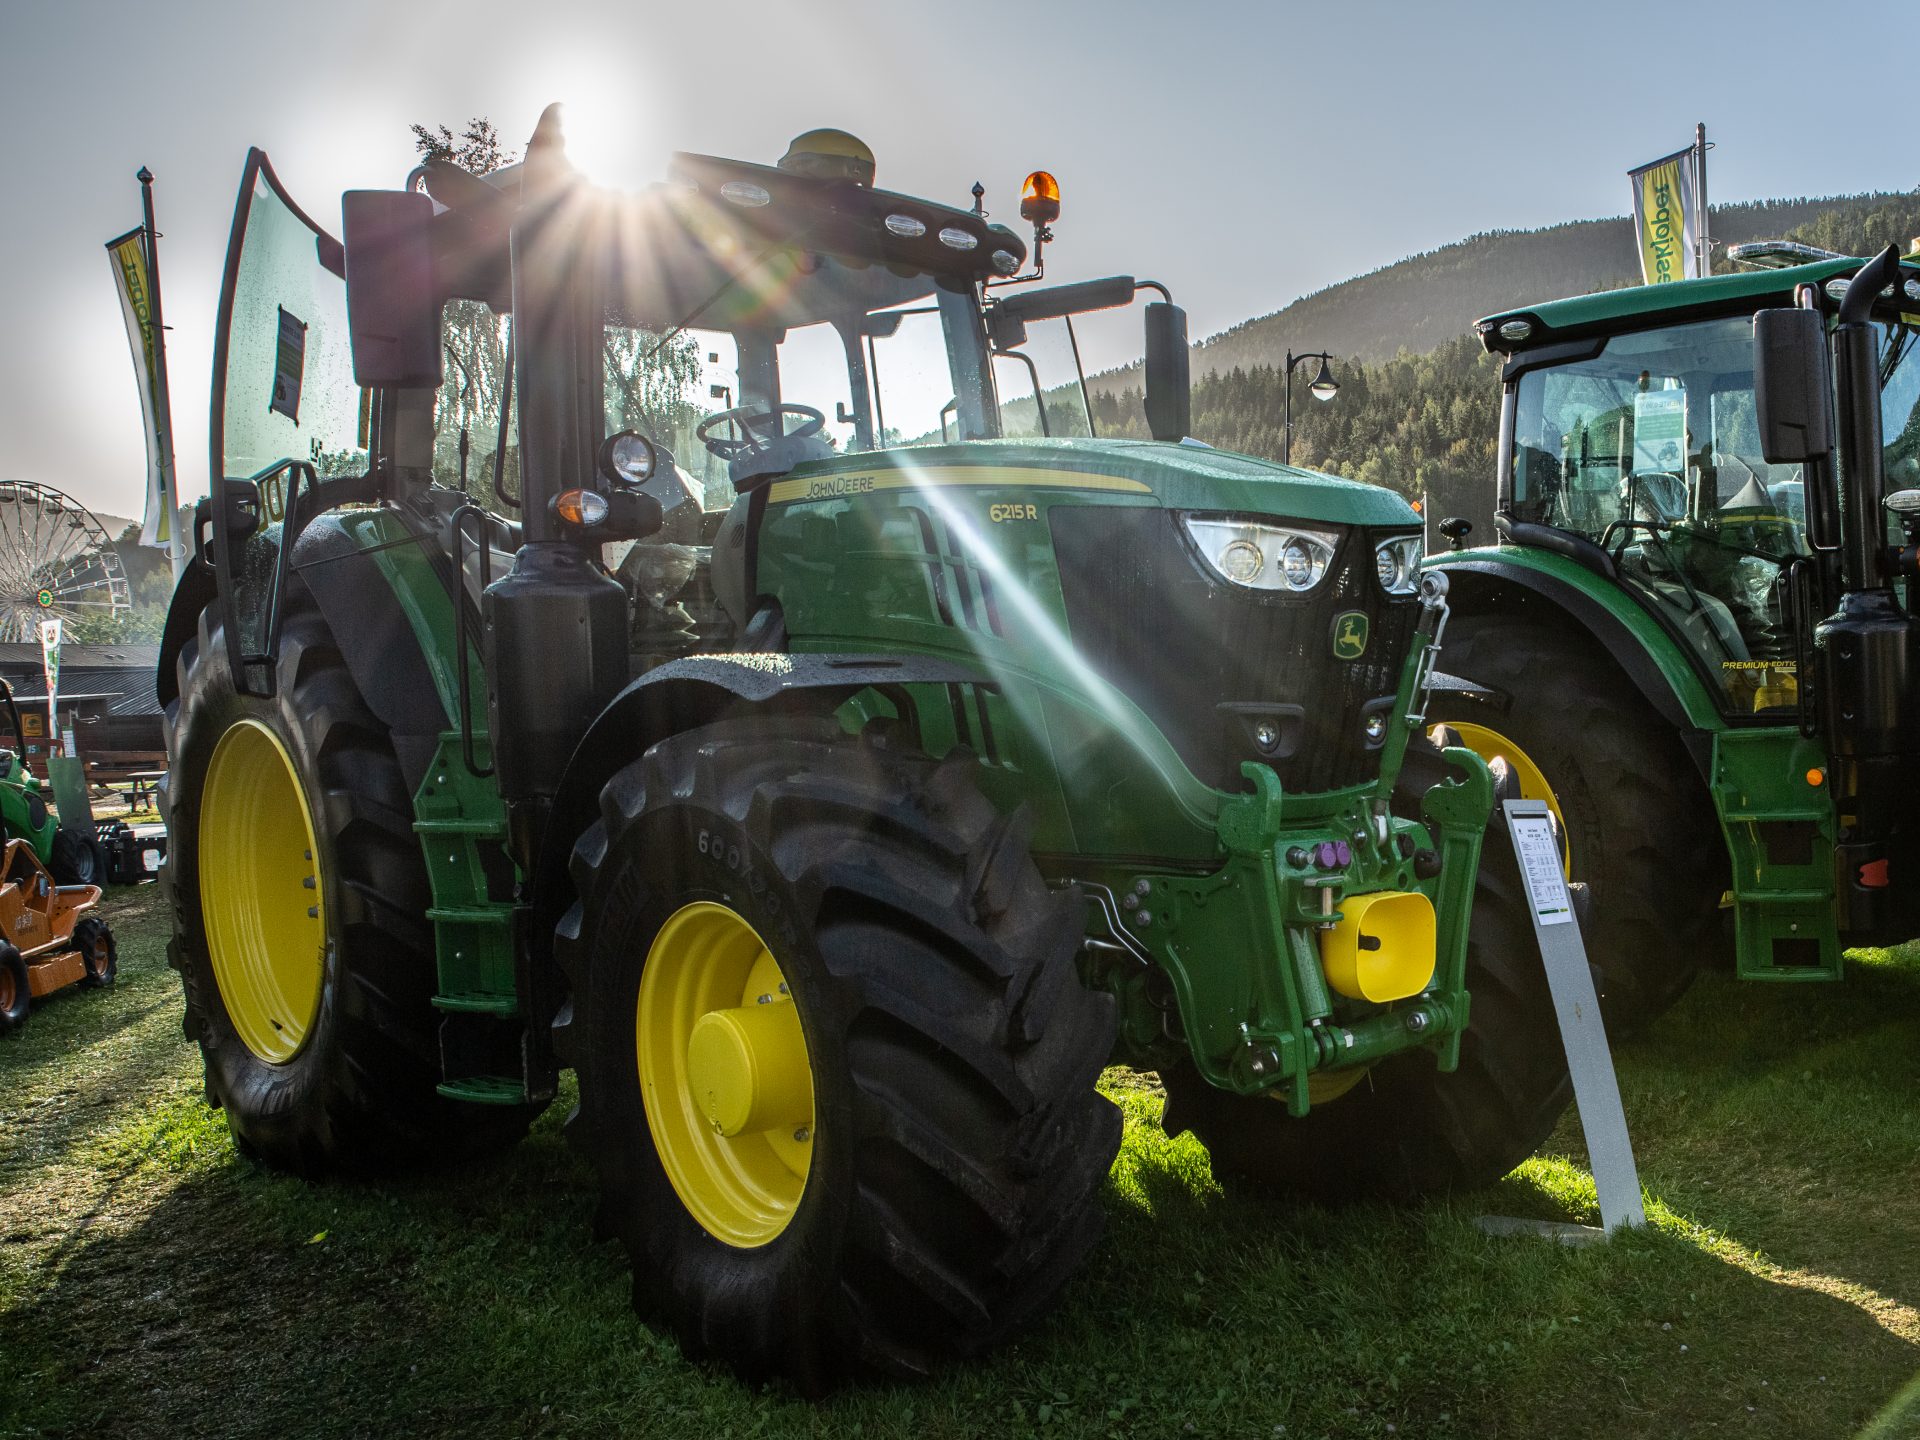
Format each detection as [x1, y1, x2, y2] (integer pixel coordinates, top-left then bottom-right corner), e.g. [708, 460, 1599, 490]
[556, 717, 1120, 1390]
[162, 590, 534, 1175]
[49, 826, 105, 888]
[1162, 734, 1573, 1203]
[1428, 612, 1724, 1029]
[0, 945, 28, 1034]
[74, 916, 115, 988]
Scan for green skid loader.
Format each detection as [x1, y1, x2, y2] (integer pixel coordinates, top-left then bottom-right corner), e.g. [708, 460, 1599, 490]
[158, 109, 1572, 1387]
[1428, 249, 1920, 1029]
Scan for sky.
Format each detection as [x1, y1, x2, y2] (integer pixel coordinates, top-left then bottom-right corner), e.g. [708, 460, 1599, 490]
[1, 0, 1914, 527]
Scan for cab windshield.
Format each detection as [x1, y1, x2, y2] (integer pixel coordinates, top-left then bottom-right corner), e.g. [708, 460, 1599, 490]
[1509, 312, 1920, 715]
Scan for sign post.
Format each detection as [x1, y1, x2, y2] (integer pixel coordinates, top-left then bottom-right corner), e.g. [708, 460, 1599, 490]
[1477, 799, 1645, 1241]
[38, 618, 61, 760]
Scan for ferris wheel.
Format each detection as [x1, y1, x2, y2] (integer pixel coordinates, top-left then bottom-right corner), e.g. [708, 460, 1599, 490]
[0, 481, 132, 642]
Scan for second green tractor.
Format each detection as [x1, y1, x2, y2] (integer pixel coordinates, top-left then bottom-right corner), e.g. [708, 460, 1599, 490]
[1430, 248, 1920, 1028]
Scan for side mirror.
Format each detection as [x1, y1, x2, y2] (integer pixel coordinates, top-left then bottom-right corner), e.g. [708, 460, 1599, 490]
[342, 189, 443, 388]
[1753, 308, 1831, 464]
[1144, 302, 1190, 442]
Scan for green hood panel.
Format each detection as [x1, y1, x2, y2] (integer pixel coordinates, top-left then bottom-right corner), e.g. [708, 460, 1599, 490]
[774, 438, 1420, 528]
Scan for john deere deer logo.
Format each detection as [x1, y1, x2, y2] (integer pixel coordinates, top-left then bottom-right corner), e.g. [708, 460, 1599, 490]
[1332, 612, 1369, 660]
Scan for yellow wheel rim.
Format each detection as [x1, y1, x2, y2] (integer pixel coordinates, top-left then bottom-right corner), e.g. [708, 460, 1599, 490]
[637, 901, 815, 1248]
[1435, 721, 1571, 874]
[199, 719, 326, 1064]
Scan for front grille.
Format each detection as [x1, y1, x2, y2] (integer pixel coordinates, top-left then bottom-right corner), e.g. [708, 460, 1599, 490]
[1050, 507, 1418, 793]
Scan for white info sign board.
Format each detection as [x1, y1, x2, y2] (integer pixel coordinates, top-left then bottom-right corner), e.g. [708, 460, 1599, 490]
[1477, 800, 1645, 1241]
[1511, 812, 1575, 927]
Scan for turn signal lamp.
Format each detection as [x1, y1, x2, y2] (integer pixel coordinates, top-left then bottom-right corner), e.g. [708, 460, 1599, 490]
[1020, 170, 1060, 226]
[1320, 890, 1437, 1002]
[554, 488, 610, 528]
[1806, 767, 1826, 787]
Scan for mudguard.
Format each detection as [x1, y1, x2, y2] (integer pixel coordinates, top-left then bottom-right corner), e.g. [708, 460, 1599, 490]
[157, 510, 453, 790]
[530, 653, 994, 966]
[1430, 549, 1727, 780]
[155, 546, 218, 711]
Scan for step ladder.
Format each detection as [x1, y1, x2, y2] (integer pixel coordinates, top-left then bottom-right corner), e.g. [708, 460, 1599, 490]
[1711, 730, 1842, 981]
[414, 731, 534, 1103]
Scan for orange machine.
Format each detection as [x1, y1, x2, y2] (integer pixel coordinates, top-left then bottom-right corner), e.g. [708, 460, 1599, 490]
[0, 838, 115, 1034]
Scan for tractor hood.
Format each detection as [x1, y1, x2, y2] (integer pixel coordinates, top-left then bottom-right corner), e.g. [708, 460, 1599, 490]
[768, 438, 1420, 528]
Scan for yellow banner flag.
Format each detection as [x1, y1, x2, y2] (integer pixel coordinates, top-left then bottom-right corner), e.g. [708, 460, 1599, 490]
[1629, 149, 1700, 285]
[106, 226, 177, 550]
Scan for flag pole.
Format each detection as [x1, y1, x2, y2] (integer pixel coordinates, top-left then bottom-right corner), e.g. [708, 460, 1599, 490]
[137, 167, 186, 582]
[1694, 123, 1711, 279]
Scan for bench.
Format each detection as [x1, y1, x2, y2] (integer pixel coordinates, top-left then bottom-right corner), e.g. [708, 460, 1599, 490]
[83, 752, 169, 807]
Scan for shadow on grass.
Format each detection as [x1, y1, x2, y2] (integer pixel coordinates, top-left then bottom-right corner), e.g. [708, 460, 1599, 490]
[5, 916, 1918, 1438]
[5, 1089, 1918, 1440]
[1608, 950, 1920, 1316]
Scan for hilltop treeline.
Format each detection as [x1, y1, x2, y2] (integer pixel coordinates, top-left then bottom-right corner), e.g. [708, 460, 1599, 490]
[1088, 332, 1499, 503]
[1077, 191, 1920, 503]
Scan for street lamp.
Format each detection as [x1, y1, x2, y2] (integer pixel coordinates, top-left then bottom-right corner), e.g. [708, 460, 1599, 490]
[1283, 349, 1339, 466]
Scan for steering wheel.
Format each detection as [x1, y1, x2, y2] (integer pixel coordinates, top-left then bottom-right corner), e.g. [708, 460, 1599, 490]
[696, 404, 826, 462]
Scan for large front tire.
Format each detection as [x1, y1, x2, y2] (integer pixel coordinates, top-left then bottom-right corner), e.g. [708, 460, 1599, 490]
[557, 718, 1120, 1390]
[162, 593, 532, 1174]
[1162, 736, 1573, 1203]
[1428, 612, 1724, 1029]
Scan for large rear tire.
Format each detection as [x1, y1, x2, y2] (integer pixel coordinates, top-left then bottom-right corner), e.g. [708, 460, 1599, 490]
[557, 718, 1120, 1390]
[1161, 735, 1573, 1203]
[162, 592, 533, 1175]
[1428, 612, 1724, 1029]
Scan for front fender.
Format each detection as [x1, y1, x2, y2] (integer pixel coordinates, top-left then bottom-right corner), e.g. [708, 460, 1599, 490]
[530, 653, 997, 972]
[1428, 545, 1726, 776]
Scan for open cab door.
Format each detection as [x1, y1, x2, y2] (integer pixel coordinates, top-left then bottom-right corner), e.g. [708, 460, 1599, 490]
[207, 150, 373, 695]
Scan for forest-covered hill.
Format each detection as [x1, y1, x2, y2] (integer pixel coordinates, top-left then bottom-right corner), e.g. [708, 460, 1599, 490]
[1059, 190, 1920, 515]
[1189, 190, 1920, 376]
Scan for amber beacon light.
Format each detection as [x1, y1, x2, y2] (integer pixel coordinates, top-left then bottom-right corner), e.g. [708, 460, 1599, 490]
[1020, 170, 1060, 226]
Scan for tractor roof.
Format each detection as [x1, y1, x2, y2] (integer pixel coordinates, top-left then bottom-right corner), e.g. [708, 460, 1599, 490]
[1473, 254, 1920, 354]
[420, 144, 1025, 335]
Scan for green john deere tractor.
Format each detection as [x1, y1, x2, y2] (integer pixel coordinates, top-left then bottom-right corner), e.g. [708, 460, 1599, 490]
[158, 109, 1572, 1387]
[1428, 248, 1920, 1029]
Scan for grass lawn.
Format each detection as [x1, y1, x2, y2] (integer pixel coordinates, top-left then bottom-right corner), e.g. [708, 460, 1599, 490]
[3, 884, 1917, 1438]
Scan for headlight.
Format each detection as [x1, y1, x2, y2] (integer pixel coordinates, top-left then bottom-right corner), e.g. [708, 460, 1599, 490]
[1373, 534, 1423, 596]
[1183, 516, 1339, 593]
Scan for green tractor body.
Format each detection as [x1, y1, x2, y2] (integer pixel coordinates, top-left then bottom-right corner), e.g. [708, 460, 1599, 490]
[1430, 253, 1920, 1024]
[156, 115, 1567, 1385]
[0, 679, 105, 887]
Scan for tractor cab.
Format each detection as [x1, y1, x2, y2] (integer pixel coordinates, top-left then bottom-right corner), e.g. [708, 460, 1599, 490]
[1480, 263, 1920, 719]
[390, 118, 1190, 528]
